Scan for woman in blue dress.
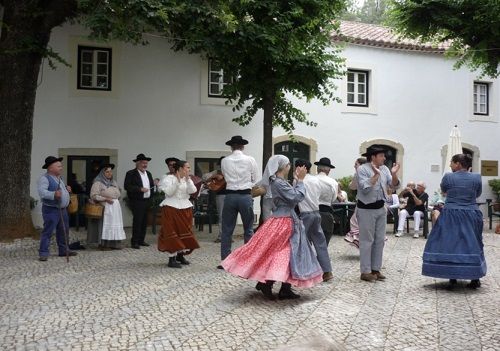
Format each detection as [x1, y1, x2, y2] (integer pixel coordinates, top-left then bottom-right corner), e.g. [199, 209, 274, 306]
[422, 154, 486, 289]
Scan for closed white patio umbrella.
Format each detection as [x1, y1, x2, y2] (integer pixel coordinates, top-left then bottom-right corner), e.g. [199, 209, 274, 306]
[445, 125, 463, 171]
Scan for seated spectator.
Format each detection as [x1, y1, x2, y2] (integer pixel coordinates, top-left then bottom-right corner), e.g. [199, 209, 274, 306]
[431, 199, 445, 225]
[396, 181, 429, 238]
[398, 181, 415, 209]
[333, 184, 348, 203]
[385, 186, 400, 219]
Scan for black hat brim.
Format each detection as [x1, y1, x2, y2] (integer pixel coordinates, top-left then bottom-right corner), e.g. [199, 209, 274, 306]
[225, 138, 249, 146]
[133, 157, 151, 162]
[42, 157, 63, 169]
[314, 161, 335, 169]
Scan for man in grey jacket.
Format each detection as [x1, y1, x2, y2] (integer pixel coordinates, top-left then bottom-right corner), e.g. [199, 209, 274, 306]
[356, 146, 400, 282]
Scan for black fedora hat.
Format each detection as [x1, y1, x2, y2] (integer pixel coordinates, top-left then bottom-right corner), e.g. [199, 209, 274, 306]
[362, 146, 386, 157]
[314, 157, 335, 169]
[42, 156, 63, 169]
[165, 157, 180, 165]
[133, 153, 151, 162]
[100, 163, 115, 170]
[225, 135, 248, 146]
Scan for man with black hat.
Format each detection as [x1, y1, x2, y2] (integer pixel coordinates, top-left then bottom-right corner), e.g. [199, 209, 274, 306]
[37, 156, 77, 261]
[219, 136, 259, 265]
[315, 157, 338, 246]
[124, 153, 154, 249]
[356, 146, 400, 282]
[295, 159, 333, 282]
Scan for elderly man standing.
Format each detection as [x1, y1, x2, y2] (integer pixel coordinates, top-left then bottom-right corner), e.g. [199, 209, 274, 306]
[124, 153, 154, 249]
[37, 156, 77, 261]
[396, 181, 429, 238]
[357, 146, 400, 282]
[295, 159, 333, 282]
[219, 136, 259, 266]
[315, 157, 338, 246]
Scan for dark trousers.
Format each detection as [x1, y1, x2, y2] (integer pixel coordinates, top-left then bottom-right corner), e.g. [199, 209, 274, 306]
[130, 199, 149, 245]
[39, 205, 69, 257]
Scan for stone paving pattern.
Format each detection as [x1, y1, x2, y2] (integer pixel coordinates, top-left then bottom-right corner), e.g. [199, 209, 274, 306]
[1, 225, 499, 351]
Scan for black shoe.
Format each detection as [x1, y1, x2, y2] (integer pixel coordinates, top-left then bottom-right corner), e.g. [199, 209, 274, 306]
[168, 257, 182, 268]
[176, 253, 190, 265]
[139, 242, 150, 247]
[39, 256, 48, 262]
[255, 282, 275, 300]
[131, 244, 140, 249]
[467, 279, 481, 289]
[278, 284, 300, 300]
[58, 251, 77, 257]
[216, 265, 224, 270]
[449, 279, 458, 285]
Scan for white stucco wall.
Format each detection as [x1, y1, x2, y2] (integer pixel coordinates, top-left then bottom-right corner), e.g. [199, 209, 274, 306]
[30, 24, 500, 226]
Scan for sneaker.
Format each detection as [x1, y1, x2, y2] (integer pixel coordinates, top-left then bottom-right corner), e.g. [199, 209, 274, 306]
[395, 231, 404, 237]
[413, 232, 420, 238]
[360, 273, 377, 282]
[38, 256, 48, 262]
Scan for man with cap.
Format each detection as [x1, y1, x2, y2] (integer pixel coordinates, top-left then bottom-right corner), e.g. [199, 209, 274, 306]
[356, 146, 400, 282]
[219, 136, 259, 266]
[295, 159, 334, 282]
[124, 153, 154, 249]
[315, 157, 338, 245]
[37, 156, 77, 261]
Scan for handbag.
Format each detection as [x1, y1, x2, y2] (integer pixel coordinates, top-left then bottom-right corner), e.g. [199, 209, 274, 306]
[84, 202, 104, 218]
[251, 185, 267, 198]
[67, 194, 78, 214]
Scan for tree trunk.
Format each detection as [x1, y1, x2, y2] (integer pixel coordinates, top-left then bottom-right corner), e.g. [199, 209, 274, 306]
[261, 91, 275, 170]
[0, 1, 76, 240]
[258, 91, 275, 225]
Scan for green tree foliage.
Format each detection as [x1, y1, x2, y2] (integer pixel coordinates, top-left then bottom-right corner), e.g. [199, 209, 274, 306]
[342, 0, 389, 24]
[388, 0, 500, 78]
[164, 1, 347, 165]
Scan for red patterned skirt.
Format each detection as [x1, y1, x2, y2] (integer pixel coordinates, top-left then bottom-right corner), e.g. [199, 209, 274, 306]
[222, 217, 322, 288]
[158, 206, 200, 254]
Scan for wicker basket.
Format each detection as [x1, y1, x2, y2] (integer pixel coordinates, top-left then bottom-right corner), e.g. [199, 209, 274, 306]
[251, 185, 267, 198]
[67, 194, 78, 214]
[84, 202, 104, 218]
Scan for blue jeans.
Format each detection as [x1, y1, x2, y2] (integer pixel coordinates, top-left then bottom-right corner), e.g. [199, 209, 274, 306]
[220, 193, 254, 260]
[39, 205, 69, 257]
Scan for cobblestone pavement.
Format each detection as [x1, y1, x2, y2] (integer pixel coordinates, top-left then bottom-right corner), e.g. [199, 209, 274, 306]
[1, 225, 499, 351]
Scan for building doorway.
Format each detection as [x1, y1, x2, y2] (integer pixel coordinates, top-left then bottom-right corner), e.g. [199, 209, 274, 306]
[274, 141, 310, 182]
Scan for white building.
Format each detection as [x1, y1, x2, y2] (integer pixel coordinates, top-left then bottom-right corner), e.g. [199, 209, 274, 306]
[29, 21, 499, 227]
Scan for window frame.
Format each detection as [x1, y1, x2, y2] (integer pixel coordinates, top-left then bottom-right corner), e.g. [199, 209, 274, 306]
[77, 45, 112, 91]
[207, 59, 230, 98]
[473, 82, 489, 116]
[347, 69, 369, 107]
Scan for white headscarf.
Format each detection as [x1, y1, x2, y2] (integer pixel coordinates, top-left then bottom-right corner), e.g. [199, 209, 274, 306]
[259, 155, 290, 195]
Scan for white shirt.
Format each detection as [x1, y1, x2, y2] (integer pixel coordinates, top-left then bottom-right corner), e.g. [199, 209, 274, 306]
[159, 174, 197, 209]
[138, 170, 151, 198]
[298, 174, 321, 212]
[316, 172, 338, 206]
[221, 150, 259, 190]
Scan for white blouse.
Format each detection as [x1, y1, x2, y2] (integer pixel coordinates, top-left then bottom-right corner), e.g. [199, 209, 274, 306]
[159, 174, 197, 209]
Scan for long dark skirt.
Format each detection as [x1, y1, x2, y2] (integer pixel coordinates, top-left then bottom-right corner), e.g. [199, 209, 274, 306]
[422, 208, 486, 280]
[158, 206, 200, 254]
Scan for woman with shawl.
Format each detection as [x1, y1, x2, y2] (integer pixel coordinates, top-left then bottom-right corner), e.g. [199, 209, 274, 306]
[89, 164, 126, 250]
[222, 155, 323, 300]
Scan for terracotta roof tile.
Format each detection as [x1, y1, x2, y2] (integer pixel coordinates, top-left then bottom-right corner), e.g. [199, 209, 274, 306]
[335, 20, 449, 53]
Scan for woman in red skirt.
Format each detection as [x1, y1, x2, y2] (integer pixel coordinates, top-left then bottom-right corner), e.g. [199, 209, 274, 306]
[158, 160, 200, 268]
[222, 155, 323, 300]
